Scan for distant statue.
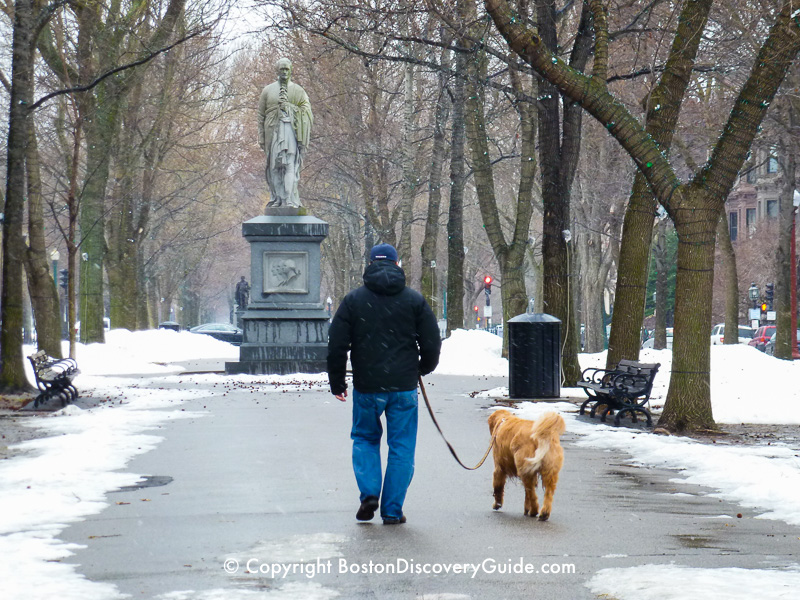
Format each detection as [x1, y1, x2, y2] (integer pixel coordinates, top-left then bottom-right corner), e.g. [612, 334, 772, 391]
[258, 57, 313, 208]
[235, 276, 250, 310]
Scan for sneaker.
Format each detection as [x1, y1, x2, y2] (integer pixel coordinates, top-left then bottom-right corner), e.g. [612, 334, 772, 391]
[356, 496, 379, 521]
[382, 515, 406, 525]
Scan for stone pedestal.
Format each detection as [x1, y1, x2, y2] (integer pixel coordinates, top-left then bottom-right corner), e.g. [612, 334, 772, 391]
[225, 215, 329, 375]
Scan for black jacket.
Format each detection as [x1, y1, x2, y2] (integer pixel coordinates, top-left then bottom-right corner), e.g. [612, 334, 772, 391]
[327, 260, 441, 395]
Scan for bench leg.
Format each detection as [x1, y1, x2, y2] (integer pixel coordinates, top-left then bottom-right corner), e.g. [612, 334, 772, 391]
[614, 406, 653, 427]
[579, 397, 595, 416]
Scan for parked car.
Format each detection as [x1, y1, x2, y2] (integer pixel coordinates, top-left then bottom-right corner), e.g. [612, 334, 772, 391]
[710, 323, 755, 345]
[748, 325, 776, 352]
[641, 327, 673, 349]
[189, 322, 243, 345]
[764, 330, 800, 356]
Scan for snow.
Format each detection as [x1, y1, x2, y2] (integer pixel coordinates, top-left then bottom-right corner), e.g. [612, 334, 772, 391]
[436, 328, 508, 376]
[3, 327, 800, 599]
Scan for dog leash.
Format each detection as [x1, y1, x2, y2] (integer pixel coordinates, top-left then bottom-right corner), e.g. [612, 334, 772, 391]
[418, 376, 496, 471]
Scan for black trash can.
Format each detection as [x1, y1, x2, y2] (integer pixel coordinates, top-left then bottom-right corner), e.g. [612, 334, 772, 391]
[507, 313, 561, 399]
[158, 321, 181, 332]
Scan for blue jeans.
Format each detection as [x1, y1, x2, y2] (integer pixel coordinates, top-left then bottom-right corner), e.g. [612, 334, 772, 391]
[351, 389, 418, 520]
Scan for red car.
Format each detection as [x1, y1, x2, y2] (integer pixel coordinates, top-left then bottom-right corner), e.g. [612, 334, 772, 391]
[748, 325, 776, 352]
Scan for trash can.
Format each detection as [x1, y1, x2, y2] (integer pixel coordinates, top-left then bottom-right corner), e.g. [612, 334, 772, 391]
[507, 313, 561, 398]
[158, 321, 181, 332]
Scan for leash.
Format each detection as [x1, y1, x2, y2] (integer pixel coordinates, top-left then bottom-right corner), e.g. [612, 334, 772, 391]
[418, 376, 496, 471]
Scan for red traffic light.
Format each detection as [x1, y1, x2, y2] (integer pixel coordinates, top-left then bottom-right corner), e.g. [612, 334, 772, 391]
[473, 305, 479, 312]
[484, 275, 493, 285]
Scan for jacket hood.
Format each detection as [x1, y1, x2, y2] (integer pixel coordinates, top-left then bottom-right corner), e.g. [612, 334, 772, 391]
[363, 260, 406, 296]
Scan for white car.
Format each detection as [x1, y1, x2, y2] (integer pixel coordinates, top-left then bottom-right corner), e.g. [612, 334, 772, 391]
[710, 323, 755, 345]
[642, 328, 673, 349]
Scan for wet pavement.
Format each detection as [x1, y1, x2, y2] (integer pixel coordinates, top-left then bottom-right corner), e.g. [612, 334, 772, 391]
[33, 373, 800, 597]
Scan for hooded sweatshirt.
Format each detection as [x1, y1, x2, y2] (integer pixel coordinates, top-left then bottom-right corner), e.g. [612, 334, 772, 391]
[327, 260, 441, 395]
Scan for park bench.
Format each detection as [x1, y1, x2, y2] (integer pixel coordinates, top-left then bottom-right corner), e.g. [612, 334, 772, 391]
[577, 359, 660, 427]
[27, 350, 80, 408]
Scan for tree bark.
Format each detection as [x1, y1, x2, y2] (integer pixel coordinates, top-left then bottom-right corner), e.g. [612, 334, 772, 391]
[24, 117, 62, 358]
[716, 212, 740, 346]
[421, 40, 451, 316]
[653, 219, 668, 350]
[775, 138, 796, 359]
[446, 43, 466, 334]
[1, 0, 37, 392]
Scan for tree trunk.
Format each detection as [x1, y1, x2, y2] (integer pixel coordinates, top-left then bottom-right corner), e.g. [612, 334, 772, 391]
[1, 0, 37, 392]
[535, 0, 582, 383]
[446, 47, 466, 334]
[775, 141, 796, 359]
[24, 117, 62, 358]
[421, 42, 451, 317]
[653, 219, 668, 349]
[659, 196, 717, 430]
[397, 50, 415, 263]
[716, 212, 740, 346]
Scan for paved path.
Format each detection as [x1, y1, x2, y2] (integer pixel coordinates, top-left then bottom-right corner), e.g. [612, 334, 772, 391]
[61, 373, 800, 598]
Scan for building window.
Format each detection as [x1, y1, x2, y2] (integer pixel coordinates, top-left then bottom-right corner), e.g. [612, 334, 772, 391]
[746, 207, 756, 236]
[767, 156, 779, 173]
[729, 211, 738, 241]
[767, 199, 779, 218]
[746, 168, 756, 183]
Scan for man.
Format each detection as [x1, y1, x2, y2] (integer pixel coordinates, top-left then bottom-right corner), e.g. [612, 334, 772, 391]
[257, 57, 313, 208]
[328, 243, 441, 524]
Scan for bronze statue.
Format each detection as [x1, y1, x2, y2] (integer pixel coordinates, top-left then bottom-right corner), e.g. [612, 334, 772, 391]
[235, 276, 250, 310]
[258, 58, 313, 208]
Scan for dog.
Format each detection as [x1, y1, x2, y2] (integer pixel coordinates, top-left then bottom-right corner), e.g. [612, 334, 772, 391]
[487, 409, 566, 521]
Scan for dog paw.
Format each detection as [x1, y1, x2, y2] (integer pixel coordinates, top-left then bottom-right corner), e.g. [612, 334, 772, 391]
[538, 512, 550, 522]
[492, 502, 502, 510]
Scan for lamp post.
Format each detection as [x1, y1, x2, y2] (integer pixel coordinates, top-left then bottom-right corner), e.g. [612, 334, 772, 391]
[748, 283, 760, 330]
[50, 249, 62, 336]
[748, 283, 759, 308]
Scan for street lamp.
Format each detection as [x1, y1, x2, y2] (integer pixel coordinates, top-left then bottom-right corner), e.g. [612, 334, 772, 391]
[748, 283, 759, 308]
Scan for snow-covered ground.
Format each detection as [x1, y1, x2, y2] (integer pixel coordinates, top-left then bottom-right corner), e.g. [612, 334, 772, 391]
[2, 328, 800, 599]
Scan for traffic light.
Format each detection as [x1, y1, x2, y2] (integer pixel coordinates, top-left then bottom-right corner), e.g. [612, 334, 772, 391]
[484, 275, 493, 293]
[58, 269, 69, 290]
[765, 283, 774, 310]
[473, 305, 479, 313]
[761, 302, 768, 313]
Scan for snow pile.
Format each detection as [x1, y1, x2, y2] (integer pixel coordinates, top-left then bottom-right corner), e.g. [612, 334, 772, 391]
[0, 388, 204, 600]
[66, 329, 239, 376]
[435, 329, 507, 376]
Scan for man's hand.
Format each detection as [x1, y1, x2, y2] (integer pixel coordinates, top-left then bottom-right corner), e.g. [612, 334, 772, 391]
[335, 391, 347, 402]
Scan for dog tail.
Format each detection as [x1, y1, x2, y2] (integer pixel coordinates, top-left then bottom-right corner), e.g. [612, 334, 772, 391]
[522, 412, 566, 475]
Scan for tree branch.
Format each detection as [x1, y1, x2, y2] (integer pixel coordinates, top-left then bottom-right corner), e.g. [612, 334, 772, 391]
[30, 29, 207, 111]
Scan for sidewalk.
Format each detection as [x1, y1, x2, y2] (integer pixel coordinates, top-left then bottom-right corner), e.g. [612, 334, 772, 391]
[51, 372, 800, 599]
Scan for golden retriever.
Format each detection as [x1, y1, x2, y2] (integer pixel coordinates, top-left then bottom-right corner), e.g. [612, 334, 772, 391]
[487, 409, 566, 521]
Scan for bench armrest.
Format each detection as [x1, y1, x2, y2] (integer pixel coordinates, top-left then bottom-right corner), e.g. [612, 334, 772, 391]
[580, 367, 617, 385]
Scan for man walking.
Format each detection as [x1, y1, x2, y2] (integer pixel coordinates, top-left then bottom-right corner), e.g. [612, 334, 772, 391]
[328, 243, 441, 524]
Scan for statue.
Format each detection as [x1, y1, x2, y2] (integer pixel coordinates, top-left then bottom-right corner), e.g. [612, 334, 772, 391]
[258, 57, 313, 208]
[235, 276, 250, 310]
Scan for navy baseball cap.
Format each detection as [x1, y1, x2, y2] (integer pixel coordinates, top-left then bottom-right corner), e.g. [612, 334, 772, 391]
[370, 243, 398, 262]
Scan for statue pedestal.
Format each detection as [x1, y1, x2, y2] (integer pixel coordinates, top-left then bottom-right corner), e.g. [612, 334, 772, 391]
[225, 215, 329, 375]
